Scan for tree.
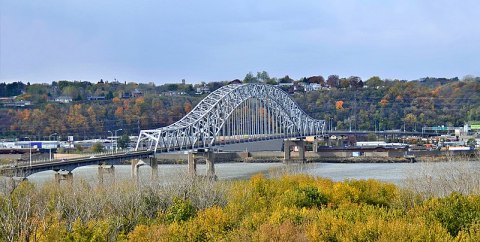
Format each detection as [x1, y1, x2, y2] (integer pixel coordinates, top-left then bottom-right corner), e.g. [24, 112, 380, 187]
[117, 134, 131, 149]
[366, 76, 384, 88]
[278, 75, 294, 83]
[466, 138, 477, 148]
[327, 75, 340, 88]
[91, 142, 104, 152]
[336, 101, 344, 110]
[243, 72, 259, 83]
[256, 71, 271, 83]
[404, 113, 417, 131]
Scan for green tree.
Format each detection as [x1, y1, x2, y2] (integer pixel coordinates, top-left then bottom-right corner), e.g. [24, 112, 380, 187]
[243, 72, 259, 83]
[91, 142, 104, 152]
[117, 134, 130, 149]
[165, 197, 197, 223]
[467, 138, 477, 148]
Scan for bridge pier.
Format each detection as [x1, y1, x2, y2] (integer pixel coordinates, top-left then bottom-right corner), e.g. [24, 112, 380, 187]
[206, 152, 216, 179]
[150, 157, 158, 180]
[55, 171, 73, 185]
[188, 151, 217, 180]
[131, 159, 146, 184]
[98, 164, 115, 185]
[188, 152, 196, 176]
[284, 139, 306, 163]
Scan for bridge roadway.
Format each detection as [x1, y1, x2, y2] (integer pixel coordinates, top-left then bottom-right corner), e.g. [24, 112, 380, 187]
[0, 150, 154, 178]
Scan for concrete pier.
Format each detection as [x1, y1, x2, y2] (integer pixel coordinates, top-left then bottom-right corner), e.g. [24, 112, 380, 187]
[187, 151, 217, 179]
[131, 159, 146, 183]
[98, 164, 115, 185]
[284, 139, 306, 163]
[54, 171, 73, 184]
[150, 157, 158, 180]
[188, 152, 196, 176]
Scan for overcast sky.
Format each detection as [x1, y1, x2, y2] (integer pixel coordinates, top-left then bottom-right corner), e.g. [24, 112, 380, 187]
[1, 0, 479, 84]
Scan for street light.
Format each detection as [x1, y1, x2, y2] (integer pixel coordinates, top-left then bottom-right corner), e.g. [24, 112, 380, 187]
[24, 137, 32, 166]
[107, 131, 113, 154]
[49, 133, 57, 161]
[114, 129, 123, 153]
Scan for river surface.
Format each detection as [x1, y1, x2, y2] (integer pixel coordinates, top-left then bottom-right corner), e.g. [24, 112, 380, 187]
[22, 161, 480, 187]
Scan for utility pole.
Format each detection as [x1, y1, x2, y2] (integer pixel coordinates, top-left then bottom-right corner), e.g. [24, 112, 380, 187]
[49, 133, 57, 161]
[114, 129, 123, 153]
[108, 131, 113, 154]
[25, 137, 32, 166]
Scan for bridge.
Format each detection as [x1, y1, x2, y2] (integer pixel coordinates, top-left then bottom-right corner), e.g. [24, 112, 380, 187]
[1, 83, 326, 181]
[135, 83, 325, 152]
[0, 150, 154, 178]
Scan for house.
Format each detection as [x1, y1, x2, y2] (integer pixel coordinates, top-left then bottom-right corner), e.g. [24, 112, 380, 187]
[196, 86, 211, 95]
[120, 91, 132, 99]
[54, 96, 73, 103]
[303, 83, 322, 92]
[3, 100, 31, 107]
[160, 91, 186, 96]
[87, 96, 106, 101]
[132, 89, 144, 98]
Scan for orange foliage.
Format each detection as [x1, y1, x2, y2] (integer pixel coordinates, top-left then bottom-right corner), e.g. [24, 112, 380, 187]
[135, 96, 145, 106]
[432, 86, 442, 96]
[335, 101, 344, 110]
[184, 101, 192, 113]
[115, 107, 124, 118]
[379, 99, 388, 107]
[112, 97, 121, 104]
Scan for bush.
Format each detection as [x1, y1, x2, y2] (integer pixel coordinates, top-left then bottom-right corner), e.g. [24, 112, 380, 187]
[165, 197, 197, 223]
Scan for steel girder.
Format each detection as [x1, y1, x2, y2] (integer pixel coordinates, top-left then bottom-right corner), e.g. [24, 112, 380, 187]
[136, 84, 325, 152]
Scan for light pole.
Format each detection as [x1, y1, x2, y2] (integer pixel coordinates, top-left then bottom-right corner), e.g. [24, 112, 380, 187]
[107, 131, 113, 154]
[49, 133, 57, 161]
[114, 129, 123, 153]
[24, 137, 32, 166]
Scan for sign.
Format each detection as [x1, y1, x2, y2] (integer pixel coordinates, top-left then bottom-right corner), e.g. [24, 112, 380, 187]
[471, 124, 480, 130]
[68, 136, 74, 142]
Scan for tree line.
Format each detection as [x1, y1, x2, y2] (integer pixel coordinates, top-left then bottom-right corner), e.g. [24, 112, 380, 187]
[0, 74, 479, 139]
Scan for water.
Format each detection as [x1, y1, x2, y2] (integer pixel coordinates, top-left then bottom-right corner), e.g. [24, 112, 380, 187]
[21, 161, 480, 187]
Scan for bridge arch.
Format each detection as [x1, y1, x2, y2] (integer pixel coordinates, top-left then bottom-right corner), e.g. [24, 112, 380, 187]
[136, 84, 325, 152]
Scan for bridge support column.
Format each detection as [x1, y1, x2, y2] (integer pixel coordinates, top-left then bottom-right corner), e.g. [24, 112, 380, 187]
[188, 152, 196, 176]
[312, 138, 319, 152]
[7, 177, 27, 192]
[150, 157, 158, 180]
[206, 152, 216, 180]
[284, 139, 306, 163]
[55, 171, 73, 185]
[131, 159, 145, 184]
[98, 165, 115, 185]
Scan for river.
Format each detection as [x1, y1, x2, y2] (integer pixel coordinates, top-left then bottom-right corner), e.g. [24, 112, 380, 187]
[22, 161, 480, 188]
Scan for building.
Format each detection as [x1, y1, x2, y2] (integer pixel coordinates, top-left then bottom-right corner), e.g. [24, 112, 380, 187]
[87, 96, 106, 101]
[196, 86, 211, 95]
[120, 91, 132, 99]
[3, 100, 31, 107]
[132, 89, 144, 98]
[54, 96, 73, 103]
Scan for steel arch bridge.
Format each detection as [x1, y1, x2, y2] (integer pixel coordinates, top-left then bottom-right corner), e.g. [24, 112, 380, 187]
[136, 83, 325, 153]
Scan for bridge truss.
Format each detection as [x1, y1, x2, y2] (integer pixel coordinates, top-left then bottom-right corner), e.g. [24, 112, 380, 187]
[136, 83, 325, 153]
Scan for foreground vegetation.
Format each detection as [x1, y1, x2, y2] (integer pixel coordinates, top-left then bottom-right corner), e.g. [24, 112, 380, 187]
[1, 172, 479, 242]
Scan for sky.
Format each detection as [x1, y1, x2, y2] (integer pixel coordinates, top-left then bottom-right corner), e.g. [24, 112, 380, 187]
[1, 0, 479, 84]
